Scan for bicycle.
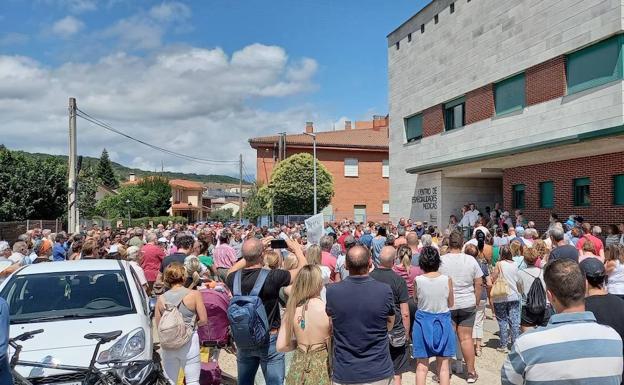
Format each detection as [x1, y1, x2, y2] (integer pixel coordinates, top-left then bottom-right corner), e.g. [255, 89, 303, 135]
[9, 329, 168, 385]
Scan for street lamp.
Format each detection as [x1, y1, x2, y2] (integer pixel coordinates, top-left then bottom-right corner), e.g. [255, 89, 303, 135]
[125, 199, 131, 227]
[188, 202, 193, 223]
[303, 132, 317, 215]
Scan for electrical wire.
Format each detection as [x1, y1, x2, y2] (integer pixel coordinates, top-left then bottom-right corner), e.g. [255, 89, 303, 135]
[76, 108, 239, 165]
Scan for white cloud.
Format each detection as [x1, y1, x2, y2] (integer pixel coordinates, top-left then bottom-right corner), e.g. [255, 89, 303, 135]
[52, 16, 85, 38]
[149, 2, 191, 22]
[0, 32, 29, 46]
[0, 44, 319, 177]
[40, 0, 98, 13]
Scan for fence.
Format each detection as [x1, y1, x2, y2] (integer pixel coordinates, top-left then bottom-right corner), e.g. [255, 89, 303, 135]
[258, 212, 390, 226]
[0, 219, 65, 242]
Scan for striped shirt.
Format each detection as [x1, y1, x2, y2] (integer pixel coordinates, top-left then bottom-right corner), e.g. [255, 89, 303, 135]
[501, 311, 623, 385]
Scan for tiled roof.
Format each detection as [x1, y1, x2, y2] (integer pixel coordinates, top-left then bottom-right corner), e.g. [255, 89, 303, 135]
[249, 127, 388, 150]
[169, 179, 204, 190]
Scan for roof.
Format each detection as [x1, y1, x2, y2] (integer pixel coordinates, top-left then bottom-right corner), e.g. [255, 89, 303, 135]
[169, 179, 204, 190]
[249, 127, 389, 150]
[387, 0, 452, 47]
[171, 203, 208, 210]
[15, 260, 127, 275]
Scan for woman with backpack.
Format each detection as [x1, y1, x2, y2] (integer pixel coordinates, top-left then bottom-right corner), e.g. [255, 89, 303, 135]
[276, 265, 331, 385]
[517, 248, 550, 332]
[155, 263, 208, 385]
[490, 245, 521, 353]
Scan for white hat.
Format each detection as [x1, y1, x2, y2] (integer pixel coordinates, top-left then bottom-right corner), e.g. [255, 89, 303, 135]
[0, 241, 9, 253]
[158, 237, 168, 243]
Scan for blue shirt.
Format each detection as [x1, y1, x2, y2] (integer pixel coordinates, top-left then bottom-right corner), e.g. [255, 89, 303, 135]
[326, 276, 394, 383]
[359, 233, 373, 248]
[52, 242, 66, 261]
[0, 297, 9, 360]
[502, 311, 623, 385]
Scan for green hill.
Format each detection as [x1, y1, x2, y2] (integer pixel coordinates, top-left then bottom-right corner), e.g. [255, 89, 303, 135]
[12, 149, 251, 185]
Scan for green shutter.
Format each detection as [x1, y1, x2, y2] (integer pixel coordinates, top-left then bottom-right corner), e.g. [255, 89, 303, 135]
[540, 181, 554, 208]
[567, 35, 623, 94]
[495, 73, 526, 115]
[404, 114, 423, 142]
[615, 174, 624, 205]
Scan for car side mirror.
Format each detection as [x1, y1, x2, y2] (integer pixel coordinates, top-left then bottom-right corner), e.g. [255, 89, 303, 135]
[148, 297, 157, 318]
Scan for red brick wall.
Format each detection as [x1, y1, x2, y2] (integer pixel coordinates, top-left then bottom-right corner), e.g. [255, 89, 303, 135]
[526, 56, 566, 106]
[255, 145, 389, 221]
[466, 84, 494, 125]
[503, 151, 624, 230]
[423, 104, 445, 137]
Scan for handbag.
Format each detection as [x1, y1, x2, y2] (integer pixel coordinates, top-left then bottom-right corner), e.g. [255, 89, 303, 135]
[490, 263, 511, 300]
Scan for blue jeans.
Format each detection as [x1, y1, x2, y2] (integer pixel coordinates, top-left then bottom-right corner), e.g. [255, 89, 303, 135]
[237, 333, 284, 385]
[493, 300, 521, 348]
[0, 357, 13, 385]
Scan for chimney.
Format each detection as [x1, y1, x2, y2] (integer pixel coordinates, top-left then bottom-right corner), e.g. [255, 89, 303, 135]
[305, 121, 314, 133]
[129, 172, 136, 182]
[345, 120, 352, 130]
[372, 115, 389, 130]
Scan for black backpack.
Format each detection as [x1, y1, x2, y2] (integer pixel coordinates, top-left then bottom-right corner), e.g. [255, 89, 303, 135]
[522, 269, 547, 314]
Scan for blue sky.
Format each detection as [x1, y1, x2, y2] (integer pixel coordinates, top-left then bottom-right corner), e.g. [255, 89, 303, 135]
[0, 0, 429, 176]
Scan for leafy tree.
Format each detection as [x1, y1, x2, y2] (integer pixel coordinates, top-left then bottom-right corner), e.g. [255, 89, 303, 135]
[0, 146, 67, 221]
[96, 149, 119, 190]
[96, 185, 152, 218]
[78, 166, 99, 219]
[269, 153, 333, 215]
[211, 208, 234, 223]
[138, 176, 171, 216]
[243, 184, 271, 224]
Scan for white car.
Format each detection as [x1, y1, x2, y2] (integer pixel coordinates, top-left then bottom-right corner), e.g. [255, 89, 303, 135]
[0, 260, 153, 383]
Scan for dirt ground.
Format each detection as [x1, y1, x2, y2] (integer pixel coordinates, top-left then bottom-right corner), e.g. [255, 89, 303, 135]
[218, 308, 507, 385]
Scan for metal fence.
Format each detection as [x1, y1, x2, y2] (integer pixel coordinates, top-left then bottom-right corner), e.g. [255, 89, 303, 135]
[0, 219, 65, 242]
[258, 212, 390, 226]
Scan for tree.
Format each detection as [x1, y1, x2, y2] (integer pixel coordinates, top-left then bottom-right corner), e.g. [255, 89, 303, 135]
[243, 184, 271, 223]
[96, 149, 119, 190]
[138, 176, 171, 216]
[269, 153, 333, 215]
[78, 166, 99, 219]
[211, 208, 234, 223]
[0, 147, 67, 221]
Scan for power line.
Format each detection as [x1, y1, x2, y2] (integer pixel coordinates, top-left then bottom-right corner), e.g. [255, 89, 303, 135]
[76, 108, 240, 165]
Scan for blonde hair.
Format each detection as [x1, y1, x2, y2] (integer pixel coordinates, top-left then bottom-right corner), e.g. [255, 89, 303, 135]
[306, 245, 322, 265]
[532, 239, 549, 258]
[510, 240, 523, 257]
[164, 262, 187, 286]
[582, 239, 596, 254]
[264, 250, 282, 270]
[397, 244, 412, 271]
[283, 253, 299, 270]
[283, 265, 323, 342]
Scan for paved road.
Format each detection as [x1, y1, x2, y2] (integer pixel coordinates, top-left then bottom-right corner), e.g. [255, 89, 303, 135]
[218, 308, 507, 384]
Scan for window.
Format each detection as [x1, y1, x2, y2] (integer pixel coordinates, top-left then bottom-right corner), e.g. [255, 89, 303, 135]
[444, 97, 465, 130]
[450, 2, 455, 13]
[382, 160, 389, 178]
[407, 33, 412, 42]
[434, 14, 439, 24]
[567, 35, 623, 94]
[175, 189, 182, 203]
[404, 114, 423, 142]
[512, 184, 525, 209]
[395, 41, 400, 50]
[382, 201, 390, 214]
[614, 174, 624, 205]
[344, 158, 359, 177]
[574, 177, 591, 206]
[354, 205, 367, 223]
[421, 24, 425, 33]
[495, 73, 526, 115]
[540, 181, 554, 208]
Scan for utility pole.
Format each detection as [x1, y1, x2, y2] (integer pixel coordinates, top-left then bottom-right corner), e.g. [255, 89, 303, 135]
[68, 97, 78, 233]
[239, 154, 243, 223]
[303, 132, 317, 214]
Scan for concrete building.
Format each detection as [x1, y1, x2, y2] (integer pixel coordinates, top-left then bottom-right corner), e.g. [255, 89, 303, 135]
[249, 117, 390, 222]
[388, 0, 624, 230]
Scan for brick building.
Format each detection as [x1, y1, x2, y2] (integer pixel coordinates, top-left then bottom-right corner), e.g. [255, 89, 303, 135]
[388, 0, 624, 230]
[249, 117, 390, 222]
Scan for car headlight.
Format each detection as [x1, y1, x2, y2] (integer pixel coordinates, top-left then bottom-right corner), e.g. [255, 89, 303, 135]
[97, 328, 145, 364]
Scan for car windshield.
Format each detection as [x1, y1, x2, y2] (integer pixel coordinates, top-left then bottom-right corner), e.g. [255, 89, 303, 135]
[1, 269, 135, 324]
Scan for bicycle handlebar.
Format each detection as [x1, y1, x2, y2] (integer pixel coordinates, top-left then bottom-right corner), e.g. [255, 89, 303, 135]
[11, 329, 44, 342]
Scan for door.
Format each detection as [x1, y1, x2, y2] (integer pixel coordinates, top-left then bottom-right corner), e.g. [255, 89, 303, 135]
[353, 205, 366, 223]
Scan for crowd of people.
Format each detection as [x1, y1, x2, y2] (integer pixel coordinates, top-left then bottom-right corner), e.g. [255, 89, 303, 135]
[1, 206, 624, 385]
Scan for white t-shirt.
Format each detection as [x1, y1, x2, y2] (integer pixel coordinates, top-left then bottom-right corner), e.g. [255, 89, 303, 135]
[416, 274, 450, 313]
[493, 261, 520, 303]
[440, 253, 484, 310]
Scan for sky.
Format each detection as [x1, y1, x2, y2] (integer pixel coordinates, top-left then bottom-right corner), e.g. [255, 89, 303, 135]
[0, 0, 430, 179]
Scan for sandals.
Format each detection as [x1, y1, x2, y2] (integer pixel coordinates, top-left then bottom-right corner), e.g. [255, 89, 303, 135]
[467, 372, 479, 383]
[475, 346, 482, 356]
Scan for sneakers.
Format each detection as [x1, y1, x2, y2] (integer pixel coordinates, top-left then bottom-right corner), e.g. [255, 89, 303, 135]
[467, 372, 479, 383]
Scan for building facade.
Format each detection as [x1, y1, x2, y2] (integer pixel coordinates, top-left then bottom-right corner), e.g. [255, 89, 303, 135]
[388, 0, 624, 230]
[249, 117, 390, 222]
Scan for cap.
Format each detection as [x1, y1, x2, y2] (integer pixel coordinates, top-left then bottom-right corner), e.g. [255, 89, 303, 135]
[579, 257, 606, 278]
[158, 237, 168, 243]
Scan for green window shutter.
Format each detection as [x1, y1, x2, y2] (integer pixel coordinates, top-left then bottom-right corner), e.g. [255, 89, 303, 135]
[404, 114, 423, 142]
[615, 174, 624, 205]
[513, 184, 525, 209]
[495, 73, 526, 115]
[567, 35, 623, 94]
[540, 181, 554, 208]
[573, 177, 591, 206]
